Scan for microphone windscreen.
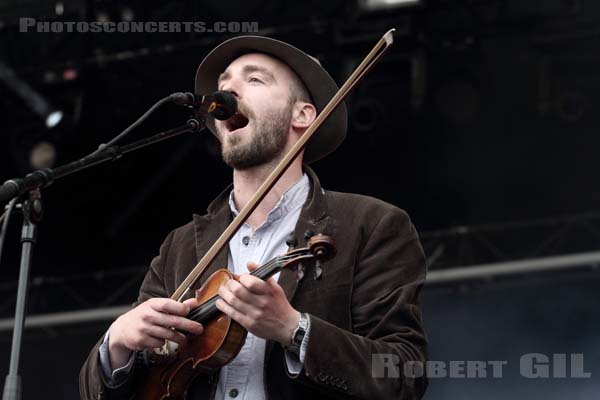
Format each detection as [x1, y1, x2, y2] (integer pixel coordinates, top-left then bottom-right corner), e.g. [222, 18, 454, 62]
[212, 91, 237, 120]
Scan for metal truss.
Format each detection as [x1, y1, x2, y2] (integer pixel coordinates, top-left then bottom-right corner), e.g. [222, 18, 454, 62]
[421, 211, 600, 285]
[0, 265, 146, 332]
[2, 212, 600, 330]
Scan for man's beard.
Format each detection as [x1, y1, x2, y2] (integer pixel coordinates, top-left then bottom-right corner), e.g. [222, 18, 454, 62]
[220, 102, 293, 170]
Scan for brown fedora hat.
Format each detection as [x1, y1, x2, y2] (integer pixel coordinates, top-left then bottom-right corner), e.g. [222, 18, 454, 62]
[194, 35, 347, 164]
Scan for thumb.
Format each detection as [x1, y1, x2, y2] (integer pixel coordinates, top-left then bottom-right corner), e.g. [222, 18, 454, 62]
[182, 297, 200, 311]
[246, 261, 260, 272]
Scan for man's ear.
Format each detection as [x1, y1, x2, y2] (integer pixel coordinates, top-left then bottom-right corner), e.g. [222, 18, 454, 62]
[291, 102, 317, 130]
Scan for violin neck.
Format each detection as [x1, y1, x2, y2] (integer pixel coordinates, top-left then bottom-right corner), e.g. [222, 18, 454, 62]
[250, 256, 283, 281]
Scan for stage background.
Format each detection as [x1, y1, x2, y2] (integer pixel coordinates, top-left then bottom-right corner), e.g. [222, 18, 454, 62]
[1, 0, 599, 398]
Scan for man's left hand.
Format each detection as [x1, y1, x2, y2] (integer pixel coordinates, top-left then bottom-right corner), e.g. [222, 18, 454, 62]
[216, 261, 300, 346]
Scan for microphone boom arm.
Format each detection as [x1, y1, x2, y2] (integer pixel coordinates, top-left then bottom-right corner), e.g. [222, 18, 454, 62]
[0, 118, 203, 203]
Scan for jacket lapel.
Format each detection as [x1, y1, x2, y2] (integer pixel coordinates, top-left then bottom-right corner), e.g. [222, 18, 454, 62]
[278, 166, 330, 303]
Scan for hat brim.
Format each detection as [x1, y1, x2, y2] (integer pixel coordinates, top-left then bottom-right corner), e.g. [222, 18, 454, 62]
[194, 36, 347, 164]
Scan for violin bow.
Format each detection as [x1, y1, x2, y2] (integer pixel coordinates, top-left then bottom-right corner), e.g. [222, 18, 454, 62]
[171, 29, 396, 302]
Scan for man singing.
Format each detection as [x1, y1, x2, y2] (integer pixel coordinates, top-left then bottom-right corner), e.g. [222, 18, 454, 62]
[80, 35, 428, 400]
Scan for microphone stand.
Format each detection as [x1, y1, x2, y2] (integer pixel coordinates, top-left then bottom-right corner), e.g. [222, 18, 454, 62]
[2, 189, 41, 400]
[1, 116, 202, 400]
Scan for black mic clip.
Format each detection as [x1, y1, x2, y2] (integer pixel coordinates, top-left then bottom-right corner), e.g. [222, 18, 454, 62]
[168, 92, 195, 106]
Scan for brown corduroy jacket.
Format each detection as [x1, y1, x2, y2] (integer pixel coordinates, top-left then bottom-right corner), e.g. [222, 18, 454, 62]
[80, 167, 428, 400]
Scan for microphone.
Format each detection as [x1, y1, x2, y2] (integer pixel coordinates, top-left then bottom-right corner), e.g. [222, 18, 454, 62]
[169, 91, 237, 120]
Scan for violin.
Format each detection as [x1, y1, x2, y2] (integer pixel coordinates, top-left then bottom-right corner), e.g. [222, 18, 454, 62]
[132, 234, 336, 400]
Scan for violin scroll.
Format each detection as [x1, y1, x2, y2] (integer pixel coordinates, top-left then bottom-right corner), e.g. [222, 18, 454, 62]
[307, 233, 336, 262]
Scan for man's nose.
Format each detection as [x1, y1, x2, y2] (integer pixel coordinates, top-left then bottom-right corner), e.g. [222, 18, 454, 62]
[225, 89, 240, 99]
[220, 78, 242, 99]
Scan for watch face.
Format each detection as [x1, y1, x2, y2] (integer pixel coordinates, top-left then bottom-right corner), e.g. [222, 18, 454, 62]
[292, 313, 308, 346]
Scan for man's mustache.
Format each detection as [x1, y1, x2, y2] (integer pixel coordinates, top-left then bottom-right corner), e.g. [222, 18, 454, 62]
[236, 102, 253, 120]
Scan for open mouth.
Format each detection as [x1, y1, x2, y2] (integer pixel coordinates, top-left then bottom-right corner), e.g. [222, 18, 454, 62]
[225, 112, 249, 133]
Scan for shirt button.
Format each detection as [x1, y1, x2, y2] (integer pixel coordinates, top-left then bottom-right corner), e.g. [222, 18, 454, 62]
[242, 236, 250, 246]
[229, 388, 239, 398]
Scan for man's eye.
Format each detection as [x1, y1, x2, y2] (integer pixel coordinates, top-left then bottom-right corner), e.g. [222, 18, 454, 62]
[249, 77, 263, 83]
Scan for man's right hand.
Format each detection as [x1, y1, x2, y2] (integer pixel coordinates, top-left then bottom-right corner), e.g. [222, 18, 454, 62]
[108, 298, 204, 369]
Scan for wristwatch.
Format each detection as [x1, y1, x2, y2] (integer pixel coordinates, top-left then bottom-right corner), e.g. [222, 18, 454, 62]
[287, 313, 309, 355]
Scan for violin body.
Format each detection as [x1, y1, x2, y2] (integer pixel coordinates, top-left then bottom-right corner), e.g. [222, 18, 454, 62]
[132, 269, 247, 400]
